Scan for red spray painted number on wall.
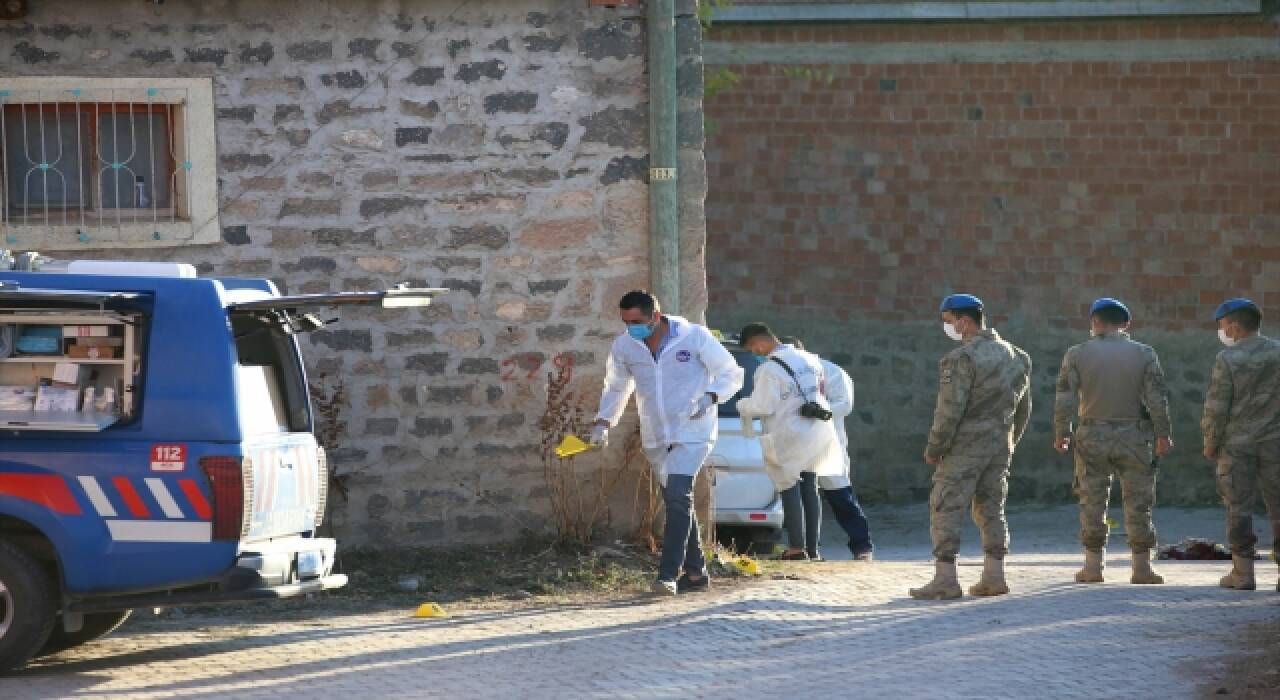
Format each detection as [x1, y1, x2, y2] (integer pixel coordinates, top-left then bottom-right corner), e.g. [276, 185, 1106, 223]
[501, 352, 574, 382]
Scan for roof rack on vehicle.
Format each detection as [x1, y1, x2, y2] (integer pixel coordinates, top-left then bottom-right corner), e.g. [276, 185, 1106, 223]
[0, 251, 196, 278]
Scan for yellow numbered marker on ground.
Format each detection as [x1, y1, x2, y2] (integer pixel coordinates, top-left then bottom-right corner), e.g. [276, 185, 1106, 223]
[414, 602, 450, 619]
[554, 435, 596, 458]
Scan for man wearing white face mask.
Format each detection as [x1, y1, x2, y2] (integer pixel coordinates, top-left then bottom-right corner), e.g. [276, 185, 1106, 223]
[911, 294, 1032, 601]
[593, 290, 743, 596]
[1202, 298, 1280, 592]
[1053, 298, 1172, 586]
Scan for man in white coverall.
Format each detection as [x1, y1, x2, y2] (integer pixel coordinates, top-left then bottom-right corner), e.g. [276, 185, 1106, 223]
[592, 291, 744, 595]
[781, 337, 875, 560]
[736, 324, 844, 560]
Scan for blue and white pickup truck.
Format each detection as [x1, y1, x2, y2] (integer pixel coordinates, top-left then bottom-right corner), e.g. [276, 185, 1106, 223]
[0, 258, 441, 672]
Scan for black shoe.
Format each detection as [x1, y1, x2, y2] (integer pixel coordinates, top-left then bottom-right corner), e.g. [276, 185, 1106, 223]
[777, 550, 809, 561]
[677, 573, 710, 593]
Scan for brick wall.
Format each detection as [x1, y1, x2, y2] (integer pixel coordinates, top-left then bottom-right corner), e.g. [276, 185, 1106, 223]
[705, 13, 1280, 504]
[2, 0, 709, 545]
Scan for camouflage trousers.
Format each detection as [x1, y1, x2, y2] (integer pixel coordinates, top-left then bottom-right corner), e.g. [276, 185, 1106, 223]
[929, 451, 1011, 562]
[1215, 439, 1280, 559]
[1073, 421, 1157, 552]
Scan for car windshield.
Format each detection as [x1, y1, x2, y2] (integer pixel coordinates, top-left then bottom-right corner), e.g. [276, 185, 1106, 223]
[719, 348, 761, 418]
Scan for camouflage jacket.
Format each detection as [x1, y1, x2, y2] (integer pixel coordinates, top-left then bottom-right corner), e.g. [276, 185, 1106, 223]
[1202, 335, 1280, 450]
[1053, 331, 1172, 439]
[926, 329, 1033, 460]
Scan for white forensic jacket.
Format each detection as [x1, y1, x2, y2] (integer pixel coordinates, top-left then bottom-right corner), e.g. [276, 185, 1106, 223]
[735, 344, 844, 490]
[819, 358, 855, 489]
[596, 317, 744, 459]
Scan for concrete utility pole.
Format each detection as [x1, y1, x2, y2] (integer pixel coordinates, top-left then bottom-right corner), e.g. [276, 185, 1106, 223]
[647, 0, 680, 313]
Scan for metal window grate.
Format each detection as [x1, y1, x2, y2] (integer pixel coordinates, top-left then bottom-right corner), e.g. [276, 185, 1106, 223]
[0, 87, 193, 240]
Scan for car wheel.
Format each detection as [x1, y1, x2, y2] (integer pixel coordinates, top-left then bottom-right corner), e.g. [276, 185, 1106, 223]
[0, 539, 57, 674]
[39, 610, 133, 658]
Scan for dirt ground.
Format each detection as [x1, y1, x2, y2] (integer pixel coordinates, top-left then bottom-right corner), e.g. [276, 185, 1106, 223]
[1200, 608, 1280, 698]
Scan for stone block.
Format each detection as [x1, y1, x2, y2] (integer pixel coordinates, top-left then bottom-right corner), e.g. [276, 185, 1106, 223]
[349, 38, 382, 60]
[360, 197, 425, 218]
[455, 59, 506, 83]
[365, 418, 398, 436]
[484, 92, 538, 114]
[239, 41, 274, 66]
[184, 47, 229, 66]
[407, 66, 446, 86]
[286, 40, 332, 61]
[395, 127, 432, 147]
[130, 48, 174, 65]
[446, 225, 509, 250]
[406, 353, 449, 374]
[580, 106, 646, 149]
[280, 198, 342, 218]
[311, 330, 373, 353]
[459, 358, 500, 375]
[578, 20, 644, 61]
[321, 70, 367, 89]
[520, 218, 596, 249]
[400, 99, 440, 119]
[433, 124, 485, 149]
[387, 330, 435, 348]
[411, 417, 453, 437]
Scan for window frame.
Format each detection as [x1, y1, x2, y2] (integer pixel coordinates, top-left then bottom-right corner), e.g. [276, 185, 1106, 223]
[0, 77, 220, 251]
[2, 101, 180, 220]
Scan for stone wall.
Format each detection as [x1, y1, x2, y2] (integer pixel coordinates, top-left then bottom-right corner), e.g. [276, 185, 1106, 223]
[704, 13, 1280, 504]
[2, 0, 709, 545]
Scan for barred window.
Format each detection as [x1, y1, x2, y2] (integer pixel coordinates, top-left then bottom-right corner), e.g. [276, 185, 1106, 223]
[0, 78, 219, 250]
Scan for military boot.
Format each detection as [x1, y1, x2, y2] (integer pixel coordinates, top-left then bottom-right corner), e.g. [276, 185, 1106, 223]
[1075, 548, 1105, 583]
[1219, 555, 1256, 590]
[1130, 549, 1164, 585]
[909, 560, 963, 600]
[968, 556, 1010, 596]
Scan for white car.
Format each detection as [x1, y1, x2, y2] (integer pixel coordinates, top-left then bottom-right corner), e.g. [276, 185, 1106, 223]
[710, 346, 784, 553]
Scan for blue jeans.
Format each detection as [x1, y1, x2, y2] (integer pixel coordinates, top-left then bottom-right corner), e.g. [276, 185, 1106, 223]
[781, 471, 822, 557]
[823, 486, 874, 556]
[660, 474, 706, 582]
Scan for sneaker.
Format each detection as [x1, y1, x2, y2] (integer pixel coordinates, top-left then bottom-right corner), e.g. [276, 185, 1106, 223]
[854, 552, 874, 562]
[652, 579, 679, 596]
[808, 553, 825, 563]
[677, 574, 710, 594]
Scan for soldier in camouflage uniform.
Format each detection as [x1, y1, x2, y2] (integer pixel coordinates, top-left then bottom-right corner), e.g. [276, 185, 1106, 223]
[910, 294, 1032, 601]
[1053, 298, 1172, 586]
[1202, 298, 1280, 592]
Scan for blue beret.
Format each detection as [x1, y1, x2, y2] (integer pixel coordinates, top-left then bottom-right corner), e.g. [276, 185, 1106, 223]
[1089, 297, 1131, 322]
[940, 293, 983, 312]
[1215, 298, 1259, 321]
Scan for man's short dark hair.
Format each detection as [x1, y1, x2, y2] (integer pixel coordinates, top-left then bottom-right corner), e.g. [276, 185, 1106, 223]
[739, 322, 775, 346]
[1227, 307, 1262, 332]
[952, 307, 984, 326]
[619, 290, 659, 315]
[1091, 306, 1130, 326]
[779, 335, 803, 350]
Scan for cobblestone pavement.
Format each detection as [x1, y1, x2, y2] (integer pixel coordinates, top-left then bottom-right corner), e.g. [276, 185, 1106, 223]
[3, 507, 1276, 699]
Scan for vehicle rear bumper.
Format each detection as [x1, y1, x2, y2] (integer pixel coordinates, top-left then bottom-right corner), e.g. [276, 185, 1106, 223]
[714, 498, 784, 528]
[68, 574, 348, 613]
[66, 536, 346, 613]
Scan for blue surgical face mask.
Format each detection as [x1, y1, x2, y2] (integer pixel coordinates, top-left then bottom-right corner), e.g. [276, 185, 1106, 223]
[627, 321, 655, 340]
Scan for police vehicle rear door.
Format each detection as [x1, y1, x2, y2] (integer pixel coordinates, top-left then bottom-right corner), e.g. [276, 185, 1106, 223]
[224, 287, 445, 542]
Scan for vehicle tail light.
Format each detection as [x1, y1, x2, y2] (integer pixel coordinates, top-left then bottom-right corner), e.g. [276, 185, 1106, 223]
[749, 513, 767, 521]
[314, 447, 329, 529]
[200, 456, 252, 540]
